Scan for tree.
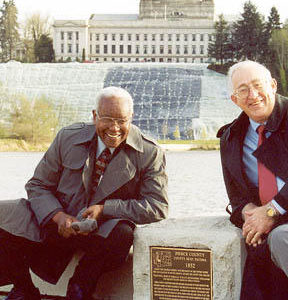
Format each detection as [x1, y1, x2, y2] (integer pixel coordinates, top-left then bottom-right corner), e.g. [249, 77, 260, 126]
[208, 14, 233, 65]
[0, 0, 19, 62]
[10, 95, 58, 143]
[22, 13, 51, 62]
[82, 48, 86, 62]
[34, 33, 54, 62]
[262, 6, 282, 64]
[231, 1, 266, 61]
[269, 29, 288, 95]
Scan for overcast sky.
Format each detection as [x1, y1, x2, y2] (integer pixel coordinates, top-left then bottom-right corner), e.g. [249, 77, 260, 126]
[14, 0, 288, 22]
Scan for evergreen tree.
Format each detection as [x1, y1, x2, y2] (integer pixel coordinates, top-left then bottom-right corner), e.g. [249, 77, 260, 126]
[266, 6, 281, 33]
[208, 14, 233, 65]
[34, 33, 54, 62]
[231, 1, 266, 61]
[0, 0, 19, 62]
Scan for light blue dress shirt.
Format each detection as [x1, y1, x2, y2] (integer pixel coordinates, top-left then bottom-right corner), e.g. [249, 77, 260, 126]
[96, 136, 115, 158]
[243, 118, 286, 214]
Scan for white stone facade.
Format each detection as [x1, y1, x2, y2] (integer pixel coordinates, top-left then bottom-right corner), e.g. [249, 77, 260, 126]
[53, 0, 215, 63]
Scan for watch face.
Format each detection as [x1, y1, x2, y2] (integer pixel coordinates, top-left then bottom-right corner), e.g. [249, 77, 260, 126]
[267, 208, 275, 217]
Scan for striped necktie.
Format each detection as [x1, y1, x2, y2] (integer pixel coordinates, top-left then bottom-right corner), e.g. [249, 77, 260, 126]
[92, 147, 111, 188]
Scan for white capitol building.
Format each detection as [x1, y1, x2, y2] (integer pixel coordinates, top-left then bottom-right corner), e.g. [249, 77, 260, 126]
[53, 0, 215, 63]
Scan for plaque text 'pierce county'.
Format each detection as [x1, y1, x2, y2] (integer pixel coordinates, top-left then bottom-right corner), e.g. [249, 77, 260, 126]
[150, 246, 213, 300]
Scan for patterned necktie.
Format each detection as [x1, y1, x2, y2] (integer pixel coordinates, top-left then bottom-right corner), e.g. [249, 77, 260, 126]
[92, 147, 111, 188]
[257, 125, 278, 204]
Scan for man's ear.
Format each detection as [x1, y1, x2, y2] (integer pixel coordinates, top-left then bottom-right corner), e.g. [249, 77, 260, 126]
[271, 78, 277, 94]
[92, 110, 97, 122]
[231, 94, 237, 104]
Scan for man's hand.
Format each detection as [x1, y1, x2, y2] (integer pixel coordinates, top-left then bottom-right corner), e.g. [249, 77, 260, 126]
[242, 204, 276, 247]
[82, 205, 104, 221]
[52, 211, 78, 238]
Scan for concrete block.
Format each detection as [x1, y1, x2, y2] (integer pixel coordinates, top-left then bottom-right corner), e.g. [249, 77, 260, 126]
[133, 216, 245, 300]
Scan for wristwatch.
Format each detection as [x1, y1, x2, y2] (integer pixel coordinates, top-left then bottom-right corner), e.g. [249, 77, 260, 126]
[266, 204, 279, 218]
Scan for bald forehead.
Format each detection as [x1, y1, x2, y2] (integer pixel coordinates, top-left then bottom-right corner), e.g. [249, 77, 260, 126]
[231, 65, 268, 89]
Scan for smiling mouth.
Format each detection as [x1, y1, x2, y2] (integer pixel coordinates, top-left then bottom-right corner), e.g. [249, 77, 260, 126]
[249, 98, 264, 108]
[107, 133, 121, 138]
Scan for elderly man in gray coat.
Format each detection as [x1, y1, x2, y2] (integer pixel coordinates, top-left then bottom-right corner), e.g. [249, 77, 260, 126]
[0, 86, 168, 300]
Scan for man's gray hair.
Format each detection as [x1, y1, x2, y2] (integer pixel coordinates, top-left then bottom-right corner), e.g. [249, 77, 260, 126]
[95, 86, 134, 113]
[227, 60, 272, 96]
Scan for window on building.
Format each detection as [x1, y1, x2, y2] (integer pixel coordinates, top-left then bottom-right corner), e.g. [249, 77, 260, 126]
[160, 45, 164, 54]
[152, 34, 155, 41]
[112, 34, 115, 41]
[209, 34, 213, 41]
[160, 34, 164, 41]
[144, 34, 147, 41]
[120, 34, 124, 41]
[176, 45, 180, 54]
[184, 34, 188, 41]
[168, 34, 172, 41]
[136, 45, 139, 54]
[200, 45, 204, 54]
[61, 44, 64, 53]
[90, 33, 92, 41]
[168, 45, 172, 54]
[136, 34, 139, 41]
[76, 44, 79, 53]
[176, 34, 180, 41]
[90, 45, 92, 54]
[68, 44, 72, 53]
[104, 45, 108, 54]
[184, 45, 188, 54]
[152, 45, 156, 54]
[128, 45, 132, 54]
[104, 34, 108, 41]
[96, 34, 99, 41]
[76, 32, 79, 40]
[96, 45, 100, 54]
[200, 34, 204, 41]
[128, 34, 132, 41]
[144, 45, 147, 54]
[192, 45, 196, 54]
[68, 32, 72, 40]
[120, 45, 124, 54]
[61, 32, 64, 40]
[112, 45, 116, 54]
[192, 34, 196, 41]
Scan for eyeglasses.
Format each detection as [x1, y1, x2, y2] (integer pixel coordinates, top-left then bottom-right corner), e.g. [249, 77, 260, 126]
[97, 115, 132, 126]
[234, 80, 267, 100]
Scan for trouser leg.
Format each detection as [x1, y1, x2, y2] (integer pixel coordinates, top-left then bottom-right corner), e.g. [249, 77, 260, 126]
[69, 222, 134, 294]
[268, 224, 288, 276]
[0, 228, 38, 291]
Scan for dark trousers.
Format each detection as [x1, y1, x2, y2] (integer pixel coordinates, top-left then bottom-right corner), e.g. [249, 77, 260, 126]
[240, 241, 288, 300]
[0, 222, 133, 295]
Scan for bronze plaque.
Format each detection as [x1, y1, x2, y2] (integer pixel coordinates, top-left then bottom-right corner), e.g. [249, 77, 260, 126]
[150, 246, 212, 300]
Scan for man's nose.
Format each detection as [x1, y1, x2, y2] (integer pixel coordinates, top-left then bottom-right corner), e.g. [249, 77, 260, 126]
[248, 86, 259, 98]
[109, 120, 121, 129]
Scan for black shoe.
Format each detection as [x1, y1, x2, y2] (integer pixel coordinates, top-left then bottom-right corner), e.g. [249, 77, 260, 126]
[66, 282, 89, 300]
[4, 286, 41, 300]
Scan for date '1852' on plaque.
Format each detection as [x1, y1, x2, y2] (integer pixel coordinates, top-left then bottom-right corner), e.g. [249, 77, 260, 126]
[150, 246, 212, 300]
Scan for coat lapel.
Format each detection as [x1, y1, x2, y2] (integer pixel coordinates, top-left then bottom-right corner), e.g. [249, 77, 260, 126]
[224, 114, 250, 191]
[90, 150, 136, 204]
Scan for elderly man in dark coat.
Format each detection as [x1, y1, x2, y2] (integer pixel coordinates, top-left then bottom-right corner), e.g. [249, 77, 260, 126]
[217, 60, 288, 299]
[0, 86, 168, 300]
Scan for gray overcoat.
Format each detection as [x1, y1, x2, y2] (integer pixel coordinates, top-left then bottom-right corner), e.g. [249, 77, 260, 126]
[0, 123, 168, 283]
